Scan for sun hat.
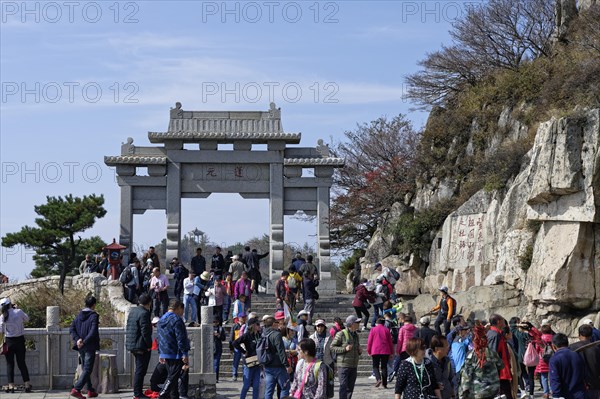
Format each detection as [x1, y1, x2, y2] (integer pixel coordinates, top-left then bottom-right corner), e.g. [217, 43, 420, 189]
[200, 271, 211, 281]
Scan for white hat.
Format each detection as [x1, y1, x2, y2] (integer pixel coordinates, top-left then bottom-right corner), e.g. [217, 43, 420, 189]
[420, 316, 431, 325]
[232, 255, 239, 260]
[200, 271, 211, 281]
[151, 317, 160, 324]
[0, 298, 10, 307]
[298, 310, 310, 317]
[262, 314, 271, 321]
[541, 319, 550, 326]
[146, 259, 154, 264]
[439, 285, 449, 292]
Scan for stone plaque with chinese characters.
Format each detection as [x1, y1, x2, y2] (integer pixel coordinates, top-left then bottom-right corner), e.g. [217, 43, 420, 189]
[181, 164, 270, 182]
[447, 213, 486, 270]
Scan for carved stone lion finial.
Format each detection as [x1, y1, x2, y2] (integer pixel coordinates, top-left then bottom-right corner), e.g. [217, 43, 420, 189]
[268, 102, 281, 119]
[170, 102, 184, 118]
[316, 139, 330, 157]
[121, 137, 135, 155]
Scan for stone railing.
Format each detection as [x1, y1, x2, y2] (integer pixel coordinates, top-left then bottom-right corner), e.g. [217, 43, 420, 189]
[0, 306, 216, 398]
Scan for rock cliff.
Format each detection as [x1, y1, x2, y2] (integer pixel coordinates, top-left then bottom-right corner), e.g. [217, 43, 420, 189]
[363, 108, 600, 335]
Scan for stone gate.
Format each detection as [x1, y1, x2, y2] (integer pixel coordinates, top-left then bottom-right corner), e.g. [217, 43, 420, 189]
[104, 103, 343, 292]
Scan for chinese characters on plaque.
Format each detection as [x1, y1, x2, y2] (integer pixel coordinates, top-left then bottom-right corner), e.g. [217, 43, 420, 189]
[450, 214, 485, 268]
[183, 164, 268, 181]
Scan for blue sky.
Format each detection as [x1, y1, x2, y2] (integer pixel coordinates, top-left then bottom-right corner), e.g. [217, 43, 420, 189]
[1, 1, 478, 280]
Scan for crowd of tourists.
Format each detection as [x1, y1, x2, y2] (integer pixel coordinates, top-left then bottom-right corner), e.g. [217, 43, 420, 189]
[80, 245, 269, 326]
[121, 285, 599, 399]
[2, 255, 600, 399]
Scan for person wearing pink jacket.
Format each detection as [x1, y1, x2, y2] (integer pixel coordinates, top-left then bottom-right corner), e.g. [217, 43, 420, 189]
[367, 318, 394, 388]
[397, 315, 417, 359]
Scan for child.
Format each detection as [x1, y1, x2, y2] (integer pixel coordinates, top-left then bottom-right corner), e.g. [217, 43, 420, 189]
[231, 294, 246, 321]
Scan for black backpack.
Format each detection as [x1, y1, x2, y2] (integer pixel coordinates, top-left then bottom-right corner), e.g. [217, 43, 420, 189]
[256, 331, 274, 365]
[542, 343, 555, 363]
[119, 265, 133, 284]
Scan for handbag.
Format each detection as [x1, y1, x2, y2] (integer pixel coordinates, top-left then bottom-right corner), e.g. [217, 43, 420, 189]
[523, 342, 539, 367]
[1, 340, 7, 355]
[294, 359, 316, 399]
[245, 355, 260, 368]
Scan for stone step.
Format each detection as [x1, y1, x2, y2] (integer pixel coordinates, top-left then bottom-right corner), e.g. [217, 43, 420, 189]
[216, 358, 377, 377]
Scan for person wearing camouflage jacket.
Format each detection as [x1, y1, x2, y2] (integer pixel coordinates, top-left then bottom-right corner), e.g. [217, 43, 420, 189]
[458, 347, 504, 399]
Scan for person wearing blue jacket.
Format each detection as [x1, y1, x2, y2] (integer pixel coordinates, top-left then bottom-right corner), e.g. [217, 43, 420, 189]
[549, 333, 588, 399]
[69, 296, 100, 399]
[157, 299, 190, 399]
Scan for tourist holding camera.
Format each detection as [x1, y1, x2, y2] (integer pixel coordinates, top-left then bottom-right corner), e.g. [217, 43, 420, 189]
[0, 298, 31, 393]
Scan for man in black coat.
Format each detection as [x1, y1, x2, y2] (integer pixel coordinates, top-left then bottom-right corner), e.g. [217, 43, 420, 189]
[126, 293, 153, 399]
[69, 296, 100, 399]
[211, 246, 226, 277]
[570, 324, 600, 398]
[190, 248, 206, 276]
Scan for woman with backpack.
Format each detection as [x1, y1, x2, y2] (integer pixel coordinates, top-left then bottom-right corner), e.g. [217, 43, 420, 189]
[287, 266, 302, 310]
[534, 324, 554, 399]
[290, 339, 328, 399]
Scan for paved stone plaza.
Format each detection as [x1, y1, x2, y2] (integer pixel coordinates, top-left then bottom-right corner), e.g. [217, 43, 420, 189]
[5, 378, 548, 399]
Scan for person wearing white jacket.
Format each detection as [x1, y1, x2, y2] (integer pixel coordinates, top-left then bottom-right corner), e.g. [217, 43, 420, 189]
[183, 272, 198, 324]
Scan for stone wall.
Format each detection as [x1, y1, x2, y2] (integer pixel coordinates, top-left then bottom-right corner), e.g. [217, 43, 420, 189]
[0, 274, 134, 325]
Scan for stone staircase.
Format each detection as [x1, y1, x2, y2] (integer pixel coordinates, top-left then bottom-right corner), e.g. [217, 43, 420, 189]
[162, 275, 376, 377]
[216, 294, 377, 378]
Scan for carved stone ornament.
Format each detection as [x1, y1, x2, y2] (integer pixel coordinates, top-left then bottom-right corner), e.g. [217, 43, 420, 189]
[120, 137, 135, 155]
[170, 102, 184, 118]
[316, 139, 330, 157]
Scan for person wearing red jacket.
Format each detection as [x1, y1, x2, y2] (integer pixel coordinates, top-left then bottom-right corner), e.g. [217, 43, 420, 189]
[487, 314, 513, 399]
[367, 318, 394, 388]
[352, 279, 375, 330]
[535, 325, 554, 399]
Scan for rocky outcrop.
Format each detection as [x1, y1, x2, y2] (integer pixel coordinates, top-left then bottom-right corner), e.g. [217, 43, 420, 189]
[524, 221, 596, 309]
[363, 202, 407, 262]
[365, 108, 600, 336]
